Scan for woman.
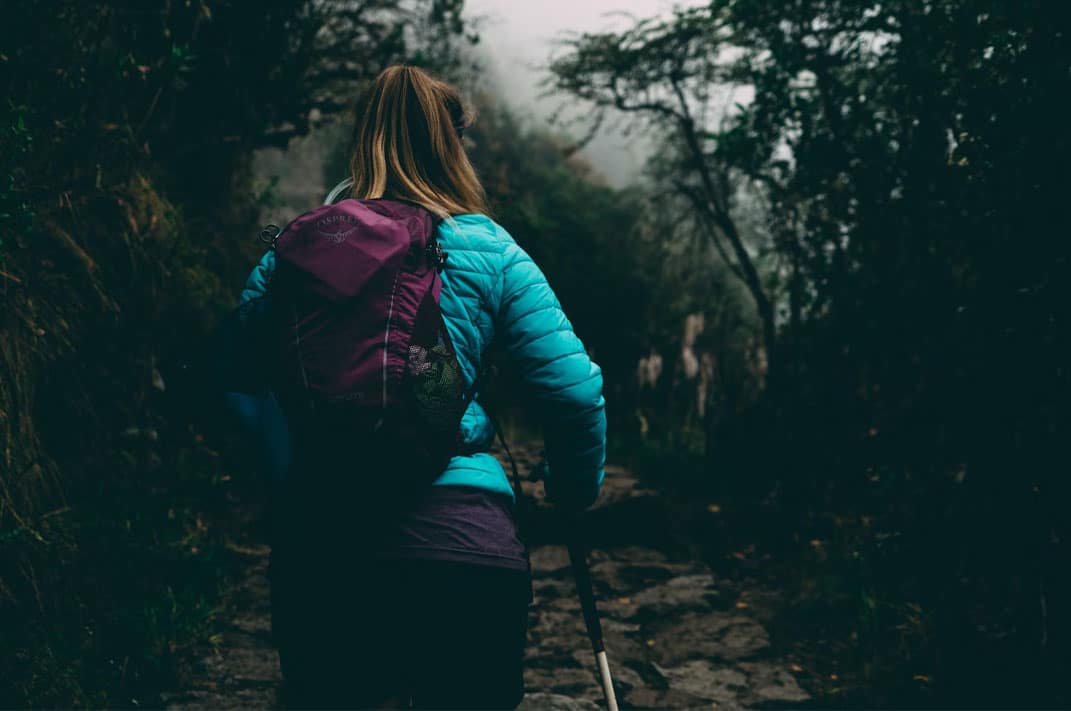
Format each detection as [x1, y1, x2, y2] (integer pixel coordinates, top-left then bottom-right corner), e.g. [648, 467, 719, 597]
[238, 65, 606, 709]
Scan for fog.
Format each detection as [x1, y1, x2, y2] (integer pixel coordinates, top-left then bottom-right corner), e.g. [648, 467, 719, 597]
[463, 0, 707, 187]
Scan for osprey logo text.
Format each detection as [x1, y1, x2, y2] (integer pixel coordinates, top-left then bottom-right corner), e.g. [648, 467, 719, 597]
[314, 213, 360, 243]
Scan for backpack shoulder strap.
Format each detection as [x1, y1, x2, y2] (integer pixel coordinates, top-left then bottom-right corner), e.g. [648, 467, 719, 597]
[488, 407, 524, 501]
[469, 361, 525, 503]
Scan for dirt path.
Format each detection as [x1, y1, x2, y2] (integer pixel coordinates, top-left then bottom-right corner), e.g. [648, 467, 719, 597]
[164, 447, 810, 709]
[162, 543, 282, 709]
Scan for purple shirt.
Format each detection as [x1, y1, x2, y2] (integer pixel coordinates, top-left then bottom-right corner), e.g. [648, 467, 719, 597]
[374, 485, 529, 571]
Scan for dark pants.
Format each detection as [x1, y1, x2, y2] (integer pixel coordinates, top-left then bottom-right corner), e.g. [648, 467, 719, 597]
[272, 547, 531, 710]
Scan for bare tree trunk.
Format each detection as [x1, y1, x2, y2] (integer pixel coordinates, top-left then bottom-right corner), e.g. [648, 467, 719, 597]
[679, 119, 776, 352]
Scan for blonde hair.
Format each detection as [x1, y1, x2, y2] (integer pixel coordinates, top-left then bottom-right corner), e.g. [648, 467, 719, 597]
[348, 65, 488, 218]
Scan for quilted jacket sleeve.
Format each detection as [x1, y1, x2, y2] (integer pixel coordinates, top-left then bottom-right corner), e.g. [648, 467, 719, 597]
[228, 250, 291, 483]
[497, 240, 606, 509]
[240, 250, 276, 306]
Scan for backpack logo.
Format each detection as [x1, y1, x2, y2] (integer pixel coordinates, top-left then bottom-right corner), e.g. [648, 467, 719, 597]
[313, 214, 360, 244]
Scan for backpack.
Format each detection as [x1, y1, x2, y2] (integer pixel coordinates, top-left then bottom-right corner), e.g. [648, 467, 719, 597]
[263, 196, 471, 491]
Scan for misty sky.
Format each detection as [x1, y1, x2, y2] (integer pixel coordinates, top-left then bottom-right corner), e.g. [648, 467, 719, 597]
[463, 0, 707, 186]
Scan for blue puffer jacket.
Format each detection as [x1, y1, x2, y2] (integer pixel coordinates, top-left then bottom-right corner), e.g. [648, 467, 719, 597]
[238, 213, 607, 508]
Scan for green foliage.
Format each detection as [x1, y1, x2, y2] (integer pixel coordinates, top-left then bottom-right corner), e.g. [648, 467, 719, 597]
[1, 441, 238, 708]
[0, 104, 35, 258]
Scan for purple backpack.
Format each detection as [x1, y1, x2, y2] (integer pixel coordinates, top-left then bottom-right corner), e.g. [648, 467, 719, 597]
[266, 198, 468, 486]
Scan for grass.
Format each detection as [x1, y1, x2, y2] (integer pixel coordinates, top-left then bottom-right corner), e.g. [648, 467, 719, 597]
[0, 162, 262, 707]
[0, 423, 256, 708]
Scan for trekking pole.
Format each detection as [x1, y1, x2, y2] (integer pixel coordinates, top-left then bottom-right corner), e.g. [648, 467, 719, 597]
[566, 516, 619, 711]
[520, 455, 618, 709]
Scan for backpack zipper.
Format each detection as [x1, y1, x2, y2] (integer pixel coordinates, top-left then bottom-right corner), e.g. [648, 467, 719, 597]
[382, 269, 402, 411]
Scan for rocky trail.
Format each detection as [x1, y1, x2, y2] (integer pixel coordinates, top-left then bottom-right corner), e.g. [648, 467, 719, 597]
[163, 446, 812, 709]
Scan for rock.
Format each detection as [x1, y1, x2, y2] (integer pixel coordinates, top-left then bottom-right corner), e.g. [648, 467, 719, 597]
[531, 567, 578, 598]
[648, 611, 770, 666]
[211, 645, 279, 682]
[529, 608, 588, 642]
[589, 557, 699, 599]
[603, 661, 647, 694]
[517, 692, 601, 711]
[569, 649, 647, 691]
[653, 660, 749, 705]
[602, 617, 642, 635]
[601, 628, 649, 668]
[614, 573, 721, 620]
[622, 685, 713, 709]
[533, 581, 582, 612]
[530, 544, 572, 574]
[737, 661, 811, 704]
[230, 613, 272, 637]
[524, 664, 598, 696]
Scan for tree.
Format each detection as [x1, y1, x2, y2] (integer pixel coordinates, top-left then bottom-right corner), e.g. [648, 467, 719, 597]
[548, 5, 777, 353]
